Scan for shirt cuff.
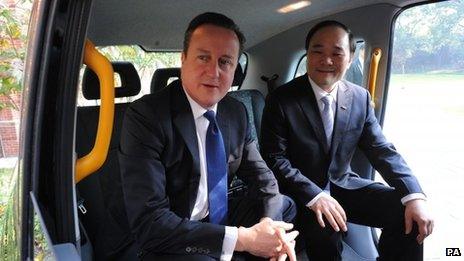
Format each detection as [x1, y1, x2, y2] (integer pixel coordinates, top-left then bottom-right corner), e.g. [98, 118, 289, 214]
[401, 193, 426, 205]
[220, 226, 238, 261]
[306, 191, 330, 208]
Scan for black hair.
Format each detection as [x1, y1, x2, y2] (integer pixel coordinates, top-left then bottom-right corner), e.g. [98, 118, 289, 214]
[183, 12, 246, 55]
[304, 20, 356, 54]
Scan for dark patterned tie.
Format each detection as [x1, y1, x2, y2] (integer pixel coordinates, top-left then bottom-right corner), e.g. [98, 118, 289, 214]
[203, 110, 228, 224]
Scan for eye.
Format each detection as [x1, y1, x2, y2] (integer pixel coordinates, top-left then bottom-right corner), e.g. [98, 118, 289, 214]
[198, 55, 209, 62]
[219, 58, 233, 68]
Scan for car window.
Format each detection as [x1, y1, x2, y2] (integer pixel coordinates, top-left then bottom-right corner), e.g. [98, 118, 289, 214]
[77, 45, 181, 106]
[383, 1, 464, 259]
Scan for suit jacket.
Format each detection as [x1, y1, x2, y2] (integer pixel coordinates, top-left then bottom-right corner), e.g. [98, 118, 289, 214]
[261, 75, 423, 206]
[119, 80, 282, 258]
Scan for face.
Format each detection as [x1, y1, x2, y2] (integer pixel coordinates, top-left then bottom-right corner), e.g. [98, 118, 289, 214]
[181, 24, 239, 108]
[306, 26, 353, 92]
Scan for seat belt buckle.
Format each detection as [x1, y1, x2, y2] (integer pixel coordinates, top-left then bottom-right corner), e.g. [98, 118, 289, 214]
[78, 198, 87, 215]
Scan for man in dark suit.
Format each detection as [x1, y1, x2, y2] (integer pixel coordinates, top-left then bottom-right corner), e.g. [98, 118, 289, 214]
[119, 12, 297, 261]
[261, 20, 433, 260]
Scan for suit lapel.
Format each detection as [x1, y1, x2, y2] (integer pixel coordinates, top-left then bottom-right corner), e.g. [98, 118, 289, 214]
[330, 81, 353, 156]
[297, 77, 330, 153]
[170, 81, 201, 213]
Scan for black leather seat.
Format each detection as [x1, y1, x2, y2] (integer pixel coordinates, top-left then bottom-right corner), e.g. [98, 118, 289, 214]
[150, 67, 180, 93]
[76, 62, 140, 260]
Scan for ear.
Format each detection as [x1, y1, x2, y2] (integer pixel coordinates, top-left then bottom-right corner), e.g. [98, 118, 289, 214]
[181, 52, 186, 64]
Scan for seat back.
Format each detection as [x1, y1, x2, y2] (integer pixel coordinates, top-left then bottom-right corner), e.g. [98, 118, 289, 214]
[150, 67, 180, 93]
[227, 89, 265, 145]
[76, 62, 140, 260]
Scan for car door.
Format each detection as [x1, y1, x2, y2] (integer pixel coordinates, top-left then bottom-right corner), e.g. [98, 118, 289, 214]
[2, 0, 92, 259]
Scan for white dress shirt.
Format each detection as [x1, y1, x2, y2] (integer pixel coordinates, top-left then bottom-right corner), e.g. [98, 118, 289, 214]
[184, 89, 237, 261]
[305, 76, 425, 209]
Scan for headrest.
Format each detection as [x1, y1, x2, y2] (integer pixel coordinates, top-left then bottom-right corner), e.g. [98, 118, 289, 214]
[149, 63, 245, 93]
[82, 62, 141, 100]
[150, 67, 181, 93]
[232, 63, 245, 87]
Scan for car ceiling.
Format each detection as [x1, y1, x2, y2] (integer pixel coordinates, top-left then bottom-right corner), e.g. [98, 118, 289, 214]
[87, 0, 429, 51]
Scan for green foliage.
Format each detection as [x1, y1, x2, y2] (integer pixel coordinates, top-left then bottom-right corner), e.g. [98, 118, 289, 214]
[0, 168, 20, 261]
[392, 1, 464, 73]
[98, 45, 181, 82]
[0, 168, 14, 206]
[0, 1, 32, 110]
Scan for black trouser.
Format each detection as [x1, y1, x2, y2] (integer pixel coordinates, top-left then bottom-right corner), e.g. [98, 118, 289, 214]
[141, 195, 297, 261]
[299, 182, 423, 261]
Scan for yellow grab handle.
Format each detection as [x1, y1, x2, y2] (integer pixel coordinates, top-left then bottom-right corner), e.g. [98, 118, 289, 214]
[76, 40, 115, 183]
[367, 48, 382, 108]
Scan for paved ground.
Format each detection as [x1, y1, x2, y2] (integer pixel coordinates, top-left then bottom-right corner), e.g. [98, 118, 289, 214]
[381, 75, 464, 260]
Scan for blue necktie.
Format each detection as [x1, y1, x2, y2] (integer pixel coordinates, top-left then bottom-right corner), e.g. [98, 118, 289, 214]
[321, 95, 334, 147]
[203, 110, 228, 224]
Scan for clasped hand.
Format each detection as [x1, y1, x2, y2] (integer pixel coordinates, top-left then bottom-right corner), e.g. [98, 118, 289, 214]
[236, 217, 299, 260]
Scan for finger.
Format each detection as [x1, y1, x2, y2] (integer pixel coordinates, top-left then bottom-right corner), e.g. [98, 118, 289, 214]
[285, 243, 296, 261]
[280, 238, 296, 261]
[404, 216, 413, 234]
[275, 229, 296, 261]
[274, 229, 286, 254]
[285, 230, 300, 242]
[315, 209, 326, 228]
[275, 228, 286, 242]
[335, 203, 347, 222]
[331, 207, 347, 232]
[288, 241, 297, 261]
[269, 257, 277, 261]
[272, 221, 294, 231]
[418, 220, 428, 239]
[428, 220, 434, 235]
[277, 253, 288, 261]
[416, 233, 425, 244]
[323, 209, 340, 232]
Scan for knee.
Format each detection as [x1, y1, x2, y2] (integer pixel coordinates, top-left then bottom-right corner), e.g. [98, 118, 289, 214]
[281, 195, 297, 223]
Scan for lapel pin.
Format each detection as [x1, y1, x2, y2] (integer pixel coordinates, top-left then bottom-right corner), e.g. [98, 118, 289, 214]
[340, 106, 347, 110]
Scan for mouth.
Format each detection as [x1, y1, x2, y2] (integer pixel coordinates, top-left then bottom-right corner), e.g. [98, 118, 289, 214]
[316, 69, 335, 74]
[201, 83, 220, 88]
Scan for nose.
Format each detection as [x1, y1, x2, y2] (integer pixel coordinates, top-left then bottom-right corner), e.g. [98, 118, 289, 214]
[206, 61, 220, 78]
[321, 55, 334, 65]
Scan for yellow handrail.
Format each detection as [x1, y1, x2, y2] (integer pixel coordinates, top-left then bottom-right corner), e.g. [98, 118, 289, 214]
[367, 48, 382, 108]
[75, 40, 115, 183]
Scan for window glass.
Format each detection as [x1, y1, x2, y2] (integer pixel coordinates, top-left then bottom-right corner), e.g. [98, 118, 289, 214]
[32, 193, 55, 260]
[294, 56, 307, 78]
[0, 2, 30, 257]
[78, 46, 181, 106]
[384, 2, 464, 259]
[231, 53, 248, 91]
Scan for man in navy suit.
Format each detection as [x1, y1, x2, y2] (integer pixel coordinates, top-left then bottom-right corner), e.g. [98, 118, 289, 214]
[119, 12, 297, 261]
[261, 20, 433, 260]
